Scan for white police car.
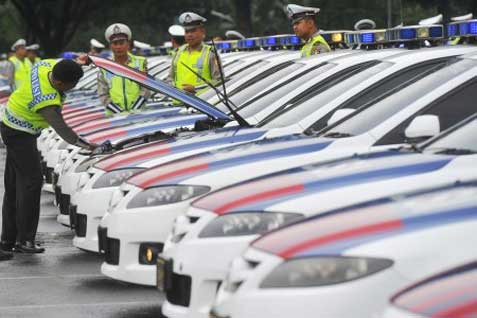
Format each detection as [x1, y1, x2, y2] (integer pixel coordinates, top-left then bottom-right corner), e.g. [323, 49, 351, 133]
[159, 114, 477, 318]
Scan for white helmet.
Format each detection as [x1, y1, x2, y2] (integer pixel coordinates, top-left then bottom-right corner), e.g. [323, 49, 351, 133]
[168, 25, 185, 37]
[11, 38, 26, 51]
[90, 38, 105, 49]
[105, 23, 132, 43]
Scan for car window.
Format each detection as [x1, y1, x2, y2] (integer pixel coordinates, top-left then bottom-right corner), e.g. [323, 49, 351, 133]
[260, 60, 392, 128]
[198, 60, 270, 101]
[424, 117, 477, 152]
[375, 77, 477, 145]
[237, 62, 336, 119]
[306, 58, 454, 134]
[214, 62, 304, 111]
[322, 58, 476, 139]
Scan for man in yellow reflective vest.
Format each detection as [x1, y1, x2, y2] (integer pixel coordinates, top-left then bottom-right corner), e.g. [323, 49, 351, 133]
[97, 23, 150, 115]
[25, 44, 41, 68]
[8, 39, 30, 89]
[287, 4, 331, 57]
[168, 12, 220, 94]
[0, 59, 99, 257]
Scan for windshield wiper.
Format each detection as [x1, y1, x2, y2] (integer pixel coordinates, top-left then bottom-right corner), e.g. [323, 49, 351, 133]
[323, 132, 354, 138]
[430, 147, 477, 155]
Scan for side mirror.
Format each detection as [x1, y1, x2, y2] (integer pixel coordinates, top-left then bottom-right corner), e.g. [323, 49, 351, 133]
[404, 115, 440, 142]
[327, 108, 355, 126]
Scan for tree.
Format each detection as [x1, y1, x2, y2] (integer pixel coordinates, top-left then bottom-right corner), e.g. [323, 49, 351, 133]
[5, 0, 106, 56]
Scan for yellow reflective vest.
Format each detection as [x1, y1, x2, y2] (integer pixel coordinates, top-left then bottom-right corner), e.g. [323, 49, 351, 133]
[300, 33, 331, 58]
[8, 55, 30, 89]
[100, 53, 146, 112]
[3, 59, 63, 135]
[172, 44, 213, 89]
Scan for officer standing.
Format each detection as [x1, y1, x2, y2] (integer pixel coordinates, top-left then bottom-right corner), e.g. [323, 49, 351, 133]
[168, 12, 220, 94]
[0, 59, 99, 256]
[89, 38, 106, 56]
[25, 44, 41, 68]
[8, 39, 29, 90]
[168, 25, 186, 50]
[287, 4, 331, 57]
[97, 23, 150, 115]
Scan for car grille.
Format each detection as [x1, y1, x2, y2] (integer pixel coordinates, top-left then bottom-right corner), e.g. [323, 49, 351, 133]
[59, 194, 71, 215]
[52, 172, 59, 187]
[74, 213, 87, 238]
[69, 204, 77, 229]
[45, 167, 54, 184]
[98, 226, 108, 254]
[54, 185, 62, 206]
[40, 159, 47, 178]
[166, 272, 192, 307]
[97, 227, 120, 265]
[105, 238, 120, 265]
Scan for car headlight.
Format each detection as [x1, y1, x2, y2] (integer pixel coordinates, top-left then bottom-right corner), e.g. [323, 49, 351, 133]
[260, 256, 393, 288]
[127, 185, 210, 209]
[74, 156, 103, 173]
[92, 168, 145, 189]
[199, 212, 303, 238]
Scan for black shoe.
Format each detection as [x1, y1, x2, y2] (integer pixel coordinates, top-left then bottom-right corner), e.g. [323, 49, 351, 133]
[0, 249, 13, 261]
[14, 241, 45, 254]
[0, 241, 15, 252]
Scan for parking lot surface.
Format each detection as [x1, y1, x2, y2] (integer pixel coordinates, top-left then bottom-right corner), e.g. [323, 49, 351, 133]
[0, 149, 164, 318]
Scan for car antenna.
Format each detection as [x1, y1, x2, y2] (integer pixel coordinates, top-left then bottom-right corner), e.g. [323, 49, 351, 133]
[212, 39, 250, 127]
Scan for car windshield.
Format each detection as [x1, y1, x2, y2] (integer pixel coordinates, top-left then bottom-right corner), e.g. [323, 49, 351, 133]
[236, 62, 336, 119]
[424, 117, 477, 154]
[198, 60, 270, 101]
[259, 61, 392, 128]
[322, 58, 475, 137]
[214, 61, 305, 113]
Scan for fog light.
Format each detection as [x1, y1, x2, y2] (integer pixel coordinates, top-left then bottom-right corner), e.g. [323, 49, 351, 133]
[331, 33, 343, 43]
[139, 243, 164, 265]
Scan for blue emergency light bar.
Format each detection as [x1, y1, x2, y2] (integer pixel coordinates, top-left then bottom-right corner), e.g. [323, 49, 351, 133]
[446, 19, 477, 37]
[387, 25, 444, 41]
[344, 30, 386, 45]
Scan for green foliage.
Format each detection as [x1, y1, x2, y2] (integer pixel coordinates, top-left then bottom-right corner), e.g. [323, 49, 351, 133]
[0, 0, 476, 56]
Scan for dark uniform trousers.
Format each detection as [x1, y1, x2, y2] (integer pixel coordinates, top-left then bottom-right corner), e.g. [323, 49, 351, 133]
[0, 122, 43, 243]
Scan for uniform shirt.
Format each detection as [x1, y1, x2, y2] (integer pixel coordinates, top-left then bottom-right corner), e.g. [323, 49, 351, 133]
[8, 55, 30, 89]
[3, 59, 63, 135]
[167, 43, 221, 89]
[97, 52, 150, 112]
[301, 32, 331, 57]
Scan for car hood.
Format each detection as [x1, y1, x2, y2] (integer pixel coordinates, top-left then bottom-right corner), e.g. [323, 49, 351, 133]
[94, 126, 270, 171]
[89, 55, 231, 121]
[192, 151, 456, 214]
[126, 134, 333, 188]
[251, 184, 477, 259]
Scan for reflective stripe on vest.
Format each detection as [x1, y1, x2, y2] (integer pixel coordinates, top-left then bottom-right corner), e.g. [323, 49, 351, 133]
[101, 53, 146, 112]
[172, 44, 212, 89]
[300, 34, 331, 57]
[3, 59, 62, 135]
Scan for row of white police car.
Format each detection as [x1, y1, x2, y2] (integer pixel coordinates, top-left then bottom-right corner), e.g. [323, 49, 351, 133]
[31, 15, 477, 318]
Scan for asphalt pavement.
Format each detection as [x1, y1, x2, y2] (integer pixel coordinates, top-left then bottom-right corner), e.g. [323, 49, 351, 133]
[0, 149, 164, 318]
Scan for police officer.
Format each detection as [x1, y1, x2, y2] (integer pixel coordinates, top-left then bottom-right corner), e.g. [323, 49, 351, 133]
[8, 39, 29, 89]
[89, 38, 106, 56]
[168, 25, 186, 50]
[25, 44, 41, 68]
[97, 23, 150, 115]
[168, 12, 220, 94]
[0, 59, 99, 255]
[287, 4, 331, 57]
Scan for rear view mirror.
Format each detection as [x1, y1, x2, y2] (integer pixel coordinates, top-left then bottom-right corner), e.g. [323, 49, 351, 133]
[404, 115, 440, 143]
[327, 108, 355, 126]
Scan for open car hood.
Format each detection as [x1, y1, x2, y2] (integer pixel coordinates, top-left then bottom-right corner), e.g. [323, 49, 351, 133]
[88, 55, 231, 121]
